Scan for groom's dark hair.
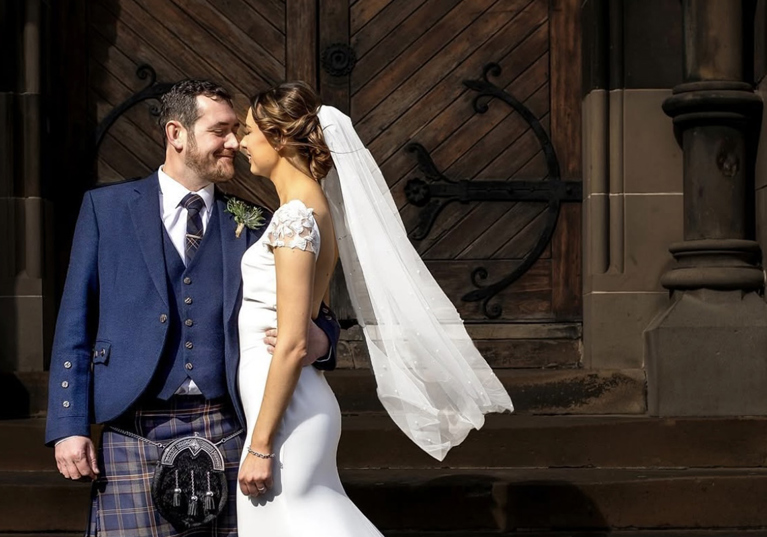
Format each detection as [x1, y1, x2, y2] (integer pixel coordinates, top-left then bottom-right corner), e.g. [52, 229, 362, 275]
[158, 79, 233, 143]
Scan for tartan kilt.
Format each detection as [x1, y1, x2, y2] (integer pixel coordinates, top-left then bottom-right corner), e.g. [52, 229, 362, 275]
[88, 396, 244, 537]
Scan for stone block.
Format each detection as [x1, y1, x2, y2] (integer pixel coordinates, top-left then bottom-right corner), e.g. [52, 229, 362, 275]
[584, 291, 668, 369]
[582, 90, 608, 196]
[623, 90, 682, 193]
[646, 289, 767, 416]
[585, 194, 682, 294]
[0, 92, 13, 197]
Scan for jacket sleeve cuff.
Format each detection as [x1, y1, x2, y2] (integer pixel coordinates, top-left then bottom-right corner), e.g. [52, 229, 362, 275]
[45, 416, 91, 447]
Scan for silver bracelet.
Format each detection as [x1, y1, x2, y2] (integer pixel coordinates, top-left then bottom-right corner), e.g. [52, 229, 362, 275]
[247, 446, 275, 459]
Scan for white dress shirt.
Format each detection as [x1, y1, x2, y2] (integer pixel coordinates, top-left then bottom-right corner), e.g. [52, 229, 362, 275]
[158, 166, 215, 395]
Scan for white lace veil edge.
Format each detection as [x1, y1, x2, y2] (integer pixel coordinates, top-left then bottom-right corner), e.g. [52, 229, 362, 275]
[318, 105, 513, 461]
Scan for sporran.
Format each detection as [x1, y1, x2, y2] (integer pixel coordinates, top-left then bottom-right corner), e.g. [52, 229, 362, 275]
[107, 426, 242, 530]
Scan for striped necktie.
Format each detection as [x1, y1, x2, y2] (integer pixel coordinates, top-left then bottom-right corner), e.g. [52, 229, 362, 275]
[181, 193, 205, 264]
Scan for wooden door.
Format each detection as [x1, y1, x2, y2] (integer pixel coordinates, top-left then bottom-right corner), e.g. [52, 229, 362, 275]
[319, 0, 583, 368]
[62, 0, 581, 370]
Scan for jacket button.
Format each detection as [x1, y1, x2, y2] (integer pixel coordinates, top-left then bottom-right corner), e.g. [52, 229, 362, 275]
[63, 361, 72, 369]
[160, 314, 167, 323]
[62, 401, 70, 408]
[185, 319, 194, 327]
[184, 277, 192, 285]
[184, 297, 193, 305]
[185, 341, 193, 349]
[185, 363, 193, 370]
[61, 381, 69, 388]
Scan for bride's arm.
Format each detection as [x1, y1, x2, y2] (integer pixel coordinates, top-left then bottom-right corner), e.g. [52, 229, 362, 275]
[238, 246, 315, 496]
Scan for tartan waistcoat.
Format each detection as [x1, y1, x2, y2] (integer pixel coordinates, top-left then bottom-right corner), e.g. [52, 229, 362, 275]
[152, 205, 227, 400]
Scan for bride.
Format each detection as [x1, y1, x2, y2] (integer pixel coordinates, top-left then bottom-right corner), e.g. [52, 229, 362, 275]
[236, 81, 513, 536]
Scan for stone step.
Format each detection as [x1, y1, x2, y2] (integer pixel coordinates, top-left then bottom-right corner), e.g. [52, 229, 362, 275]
[4, 468, 767, 533]
[3, 368, 647, 420]
[0, 471, 91, 532]
[6, 413, 767, 472]
[327, 369, 646, 415]
[337, 413, 767, 469]
[342, 468, 767, 532]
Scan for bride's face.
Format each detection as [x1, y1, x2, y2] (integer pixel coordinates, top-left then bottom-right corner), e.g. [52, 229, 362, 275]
[240, 108, 280, 178]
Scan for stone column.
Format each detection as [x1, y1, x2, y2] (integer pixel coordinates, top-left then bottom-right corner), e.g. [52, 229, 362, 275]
[0, 0, 53, 380]
[645, 0, 767, 415]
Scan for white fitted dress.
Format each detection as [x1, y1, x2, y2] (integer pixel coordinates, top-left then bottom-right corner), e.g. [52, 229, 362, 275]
[236, 200, 382, 537]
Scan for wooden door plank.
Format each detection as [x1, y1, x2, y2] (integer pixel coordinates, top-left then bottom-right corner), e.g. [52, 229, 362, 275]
[350, 0, 429, 59]
[549, 0, 582, 319]
[350, 0, 392, 35]
[241, 0, 286, 34]
[366, 1, 548, 186]
[287, 0, 317, 84]
[203, 0, 286, 64]
[351, 0, 461, 93]
[137, 0, 281, 86]
[352, 0, 499, 125]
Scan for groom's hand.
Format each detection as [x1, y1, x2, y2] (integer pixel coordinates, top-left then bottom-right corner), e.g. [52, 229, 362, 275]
[55, 435, 99, 481]
[264, 323, 329, 366]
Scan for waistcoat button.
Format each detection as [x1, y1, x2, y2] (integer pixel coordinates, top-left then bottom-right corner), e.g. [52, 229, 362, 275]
[185, 341, 193, 349]
[185, 363, 194, 370]
[160, 314, 167, 323]
[183, 277, 192, 285]
[185, 319, 194, 327]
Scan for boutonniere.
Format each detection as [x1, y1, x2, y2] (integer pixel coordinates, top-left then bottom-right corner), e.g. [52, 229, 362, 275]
[226, 198, 266, 238]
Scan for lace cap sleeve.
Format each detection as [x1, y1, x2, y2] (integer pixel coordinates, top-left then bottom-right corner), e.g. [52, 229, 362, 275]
[266, 200, 321, 256]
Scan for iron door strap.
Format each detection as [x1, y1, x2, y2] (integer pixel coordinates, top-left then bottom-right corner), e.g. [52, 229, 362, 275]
[403, 63, 582, 319]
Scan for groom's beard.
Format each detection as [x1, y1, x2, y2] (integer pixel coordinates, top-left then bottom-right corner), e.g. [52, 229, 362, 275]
[185, 134, 236, 183]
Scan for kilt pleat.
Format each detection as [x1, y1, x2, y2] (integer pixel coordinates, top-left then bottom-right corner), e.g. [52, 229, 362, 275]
[88, 396, 244, 537]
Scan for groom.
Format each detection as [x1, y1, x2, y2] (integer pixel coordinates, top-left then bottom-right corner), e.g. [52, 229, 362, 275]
[46, 79, 339, 535]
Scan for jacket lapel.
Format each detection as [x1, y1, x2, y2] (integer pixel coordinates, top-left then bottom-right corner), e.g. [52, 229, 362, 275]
[130, 174, 169, 307]
[218, 195, 248, 323]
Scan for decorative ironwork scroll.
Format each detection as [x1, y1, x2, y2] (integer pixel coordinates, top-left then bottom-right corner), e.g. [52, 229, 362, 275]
[94, 64, 174, 153]
[404, 63, 582, 319]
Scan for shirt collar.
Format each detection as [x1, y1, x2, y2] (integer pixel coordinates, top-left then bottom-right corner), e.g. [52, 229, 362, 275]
[158, 166, 215, 213]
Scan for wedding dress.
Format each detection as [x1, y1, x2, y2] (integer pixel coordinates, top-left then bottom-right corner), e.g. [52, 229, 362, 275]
[236, 199, 382, 537]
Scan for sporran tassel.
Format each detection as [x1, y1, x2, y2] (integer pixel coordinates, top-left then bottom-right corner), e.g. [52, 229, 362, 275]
[172, 469, 182, 508]
[187, 470, 199, 517]
[204, 471, 216, 513]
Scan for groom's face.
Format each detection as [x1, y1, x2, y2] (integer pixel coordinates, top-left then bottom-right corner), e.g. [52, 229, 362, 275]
[184, 96, 240, 183]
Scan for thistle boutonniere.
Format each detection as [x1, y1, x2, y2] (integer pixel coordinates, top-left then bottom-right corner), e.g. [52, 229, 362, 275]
[226, 198, 266, 238]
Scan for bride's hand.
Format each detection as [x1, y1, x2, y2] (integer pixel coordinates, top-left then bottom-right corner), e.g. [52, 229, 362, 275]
[238, 448, 274, 497]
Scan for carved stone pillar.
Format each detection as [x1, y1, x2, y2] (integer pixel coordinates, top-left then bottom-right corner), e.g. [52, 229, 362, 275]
[0, 0, 53, 377]
[645, 0, 767, 415]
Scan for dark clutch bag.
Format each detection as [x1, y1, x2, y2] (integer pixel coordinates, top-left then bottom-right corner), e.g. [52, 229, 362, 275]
[108, 426, 242, 530]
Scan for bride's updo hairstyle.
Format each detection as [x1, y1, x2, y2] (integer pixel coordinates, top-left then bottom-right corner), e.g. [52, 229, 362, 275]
[251, 81, 333, 182]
